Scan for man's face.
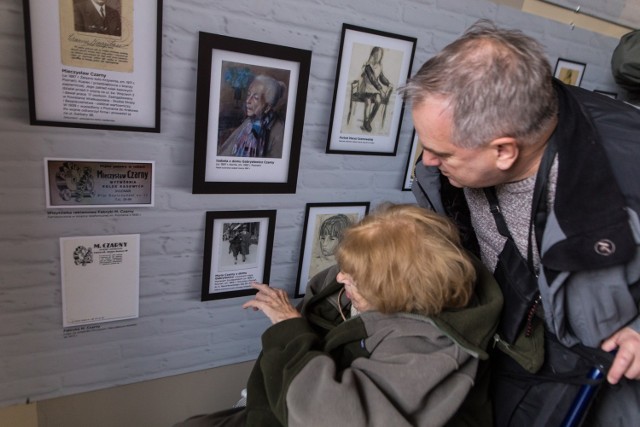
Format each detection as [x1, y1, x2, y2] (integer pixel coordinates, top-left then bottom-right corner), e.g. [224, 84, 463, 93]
[94, 0, 107, 6]
[245, 82, 269, 119]
[412, 97, 502, 188]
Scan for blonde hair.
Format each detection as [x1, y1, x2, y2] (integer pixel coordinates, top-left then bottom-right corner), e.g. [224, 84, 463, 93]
[335, 204, 475, 316]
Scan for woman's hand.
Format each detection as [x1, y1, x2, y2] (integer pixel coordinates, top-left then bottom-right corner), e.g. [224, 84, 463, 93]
[242, 282, 302, 324]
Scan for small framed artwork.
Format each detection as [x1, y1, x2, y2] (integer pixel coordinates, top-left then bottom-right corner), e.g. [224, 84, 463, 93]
[326, 24, 417, 156]
[201, 210, 276, 301]
[44, 158, 154, 208]
[593, 89, 618, 100]
[294, 202, 370, 297]
[22, 0, 162, 132]
[553, 58, 586, 87]
[192, 32, 312, 194]
[402, 131, 423, 191]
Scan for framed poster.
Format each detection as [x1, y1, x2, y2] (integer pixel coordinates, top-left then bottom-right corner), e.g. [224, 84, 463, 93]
[402, 131, 423, 191]
[553, 58, 586, 87]
[294, 202, 369, 297]
[201, 210, 276, 301]
[192, 32, 311, 194]
[326, 24, 416, 156]
[60, 233, 139, 327]
[22, 0, 162, 132]
[44, 158, 154, 208]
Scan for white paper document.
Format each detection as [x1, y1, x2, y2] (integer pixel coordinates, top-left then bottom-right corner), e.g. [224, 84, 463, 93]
[60, 234, 140, 327]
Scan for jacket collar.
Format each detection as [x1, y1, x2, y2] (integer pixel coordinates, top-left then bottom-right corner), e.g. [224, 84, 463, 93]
[540, 81, 634, 270]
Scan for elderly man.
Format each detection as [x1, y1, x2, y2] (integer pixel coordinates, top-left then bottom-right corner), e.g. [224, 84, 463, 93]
[74, 0, 121, 37]
[402, 20, 640, 426]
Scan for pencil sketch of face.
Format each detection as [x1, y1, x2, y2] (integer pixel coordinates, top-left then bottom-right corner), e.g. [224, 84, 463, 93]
[317, 214, 353, 259]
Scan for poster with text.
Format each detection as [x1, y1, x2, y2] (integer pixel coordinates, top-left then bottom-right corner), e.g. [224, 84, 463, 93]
[60, 234, 139, 327]
[22, 0, 162, 131]
[45, 158, 154, 208]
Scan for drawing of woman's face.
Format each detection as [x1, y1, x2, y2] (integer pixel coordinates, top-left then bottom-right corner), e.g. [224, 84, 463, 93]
[319, 234, 339, 258]
[245, 81, 268, 118]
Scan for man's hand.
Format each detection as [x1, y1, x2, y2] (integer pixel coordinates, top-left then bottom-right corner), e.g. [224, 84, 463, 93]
[242, 282, 302, 325]
[601, 326, 640, 384]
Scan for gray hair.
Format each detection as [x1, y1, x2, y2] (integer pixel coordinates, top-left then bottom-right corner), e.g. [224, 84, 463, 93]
[252, 74, 286, 108]
[402, 20, 557, 149]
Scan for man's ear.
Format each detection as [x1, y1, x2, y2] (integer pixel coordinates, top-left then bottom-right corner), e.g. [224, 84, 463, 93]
[490, 137, 519, 171]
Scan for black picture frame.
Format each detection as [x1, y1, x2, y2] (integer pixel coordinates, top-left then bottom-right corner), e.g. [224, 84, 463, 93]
[553, 58, 586, 87]
[192, 32, 311, 194]
[201, 210, 276, 301]
[22, 0, 162, 132]
[294, 202, 370, 297]
[402, 130, 422, 191]
[326, 24, 416, 156]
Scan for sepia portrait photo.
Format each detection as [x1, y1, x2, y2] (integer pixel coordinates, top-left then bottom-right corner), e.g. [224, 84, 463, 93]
[58, 0, 134, 72]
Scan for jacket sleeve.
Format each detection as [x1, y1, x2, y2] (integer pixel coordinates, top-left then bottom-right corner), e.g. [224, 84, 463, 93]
[256, 317, 332, 425]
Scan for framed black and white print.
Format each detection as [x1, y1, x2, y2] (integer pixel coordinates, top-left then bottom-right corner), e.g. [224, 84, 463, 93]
[326, 24, 416, 156]
[22, 0, 162, 132]
[192, 32, 311, 194]
[402, 130, 423, 191]
[201, 210, 276, 301]
[294, 202, 369, 297]
[553, 58, 586, 87]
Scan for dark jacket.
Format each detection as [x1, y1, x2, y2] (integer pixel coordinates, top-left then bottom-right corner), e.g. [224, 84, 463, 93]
[74, 0, 121, 36]
[243, 259, 502, 427]
[411, 80, 640, 425]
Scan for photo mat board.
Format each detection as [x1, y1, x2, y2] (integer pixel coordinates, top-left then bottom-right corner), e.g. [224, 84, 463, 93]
[326, 24, 416, 156]
[295, 202, 370, 297]
[22, 0, 162, 132]
[192, 32, 311, 194]
[553, 58, 586, 87]
[201, 210, 276, 301]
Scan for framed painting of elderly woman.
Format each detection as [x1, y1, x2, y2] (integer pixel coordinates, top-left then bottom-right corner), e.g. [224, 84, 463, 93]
[192, 32, 312, 194]
[294, 202, 370, 297]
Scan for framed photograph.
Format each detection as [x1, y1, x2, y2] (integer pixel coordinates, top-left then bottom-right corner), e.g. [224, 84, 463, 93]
[402, 131, 423, 191]
[44, 158, 154, 208]
[593, 89, 618, 100]
[553, 58, 586, 87]
[201, 210, 276, 301]
[22, 0, 162, 132]
[192, 32, 312, 194]
[326, 24, 416, 156]
[294, 202, 370, 297]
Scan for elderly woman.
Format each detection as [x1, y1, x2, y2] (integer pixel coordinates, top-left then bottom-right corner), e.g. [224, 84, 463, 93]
[175, 204, 502, 427]
[218, 74, 286, 158]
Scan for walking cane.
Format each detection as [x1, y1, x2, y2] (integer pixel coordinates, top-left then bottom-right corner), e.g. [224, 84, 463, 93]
[560, 350, 615, 427]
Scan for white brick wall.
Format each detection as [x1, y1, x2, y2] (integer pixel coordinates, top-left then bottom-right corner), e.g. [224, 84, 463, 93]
[0, 0, 620, 408]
